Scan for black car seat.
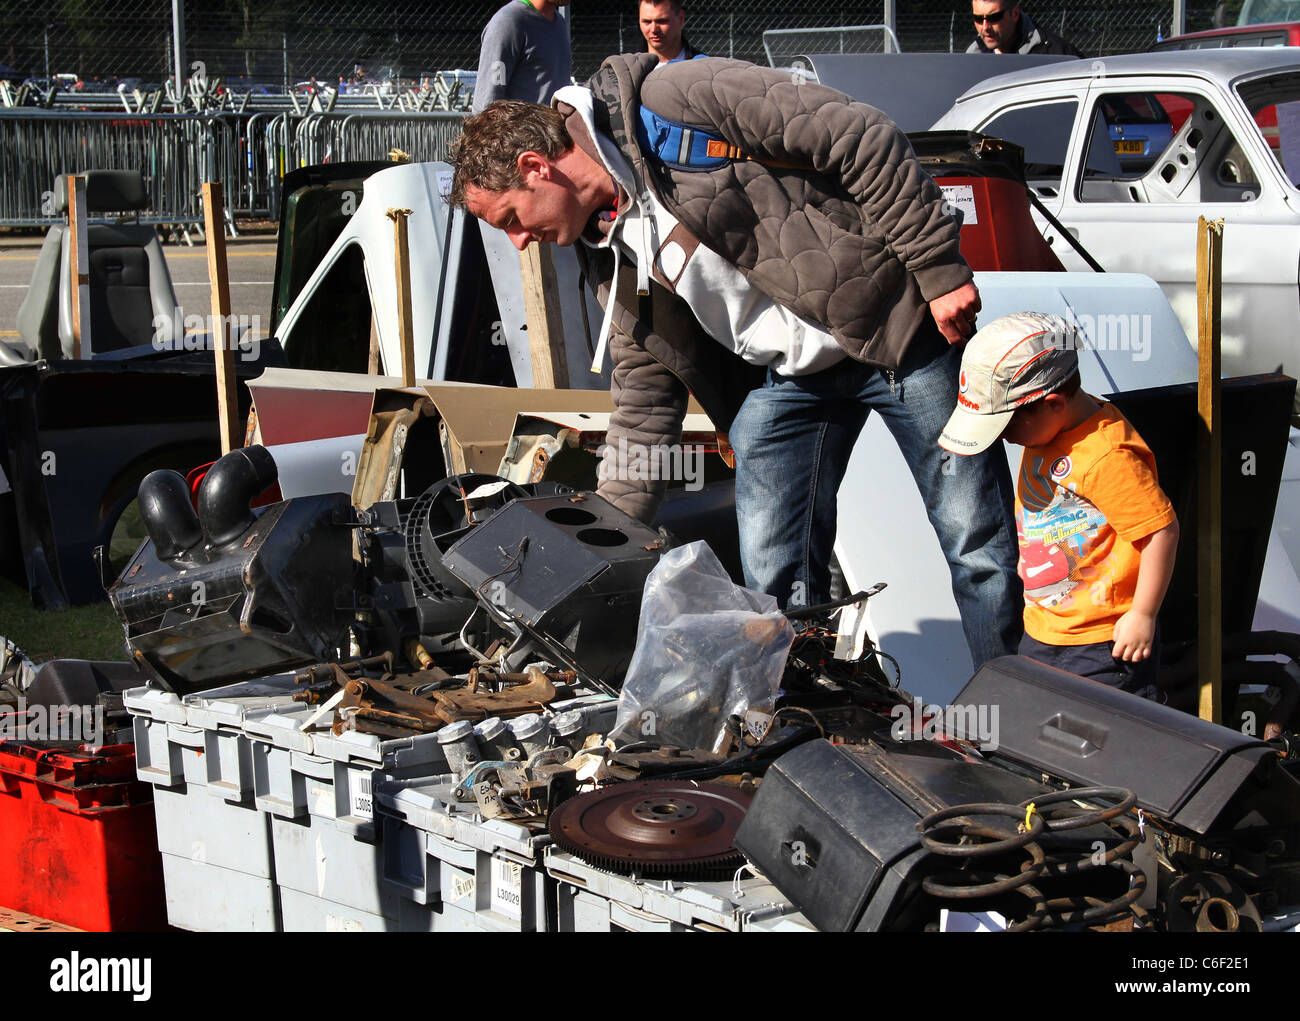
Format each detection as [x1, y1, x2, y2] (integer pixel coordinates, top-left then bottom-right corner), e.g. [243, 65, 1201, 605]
[13, 170, 182, 362]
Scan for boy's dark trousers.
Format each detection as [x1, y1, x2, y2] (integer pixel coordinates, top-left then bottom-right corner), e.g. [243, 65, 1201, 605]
[1018, 627, 1161, 702]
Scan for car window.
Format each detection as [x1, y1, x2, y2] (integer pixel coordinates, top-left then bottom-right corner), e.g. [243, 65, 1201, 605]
[281, 243, 375, 373]
[1239, 0, 1300, 25]
[978, 100, 1079, 195]
[1237, 71, 1300, 188]
[1077, 90, 1260, 203]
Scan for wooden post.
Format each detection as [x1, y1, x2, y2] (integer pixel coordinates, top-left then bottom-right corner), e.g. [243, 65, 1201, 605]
[202, 181, 241, 456]
[66, 174, 90, 359]
[387, 207, 417, 388]
[520, 241, 569, 389]
[1196, 216, 1224, 724]
[366, 315, 382, 375]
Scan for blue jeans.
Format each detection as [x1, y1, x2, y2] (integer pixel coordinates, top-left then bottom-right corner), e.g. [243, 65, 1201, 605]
[728, 341, 1023, 668]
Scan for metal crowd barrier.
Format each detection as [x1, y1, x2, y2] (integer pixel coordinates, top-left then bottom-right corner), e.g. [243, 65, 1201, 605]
[293, 109, 466, 166]
[0, 107, 467, 228]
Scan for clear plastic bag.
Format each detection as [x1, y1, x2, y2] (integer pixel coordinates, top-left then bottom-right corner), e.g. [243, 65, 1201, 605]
[610, 541, 794, 752]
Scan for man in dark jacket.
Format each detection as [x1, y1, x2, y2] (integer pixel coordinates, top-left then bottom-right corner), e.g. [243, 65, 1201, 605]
[449, 55, 1022, 668]
[967, 2, 1083, 56]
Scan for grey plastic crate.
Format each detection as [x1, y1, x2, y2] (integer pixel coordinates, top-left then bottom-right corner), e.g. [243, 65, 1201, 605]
[125, 675, 306, 932]
[161, 855, 281, 932]
[245, 704, 449, 836]
[545, 849, 806, 932]
[270, 811, 401, 924]
[378, 779, 552, 932]
[241, 703, 461, 929]
[278, 886, 396, 932]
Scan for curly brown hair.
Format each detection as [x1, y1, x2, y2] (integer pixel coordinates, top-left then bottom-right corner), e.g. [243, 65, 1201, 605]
[447, 100, 572, 207]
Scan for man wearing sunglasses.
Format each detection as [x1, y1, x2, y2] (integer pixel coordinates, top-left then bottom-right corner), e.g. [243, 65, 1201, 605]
[967, 2, 1083, 56]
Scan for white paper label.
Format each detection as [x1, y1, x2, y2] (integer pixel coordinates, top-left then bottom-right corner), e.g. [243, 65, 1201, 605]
[448, 874, 475, 904]
[350, 771, 373, 820]
[436, 169, 454, 198]
[833, 598, 873, 662]
[490, 857, 523, 920]
[939, 908, 1007, 932]
[465, 480, 513, 500]
[940, 184, 978, 226]
[743, 709, 772, 743]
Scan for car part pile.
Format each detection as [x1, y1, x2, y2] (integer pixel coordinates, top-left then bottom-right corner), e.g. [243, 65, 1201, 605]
[103, 445, 1300, 931]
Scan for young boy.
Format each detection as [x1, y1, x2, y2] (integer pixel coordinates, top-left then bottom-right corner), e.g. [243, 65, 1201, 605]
[938, 311, 1179, 697]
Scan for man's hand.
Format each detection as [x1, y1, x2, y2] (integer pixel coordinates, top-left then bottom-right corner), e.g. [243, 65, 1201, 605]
[1111, 610, 1157, 662]
[930, 281, 981, 345]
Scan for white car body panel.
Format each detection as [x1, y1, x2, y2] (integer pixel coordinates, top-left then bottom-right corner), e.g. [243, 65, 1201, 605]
[274, 161, 609, 392]
[932, 51, 1300, 384]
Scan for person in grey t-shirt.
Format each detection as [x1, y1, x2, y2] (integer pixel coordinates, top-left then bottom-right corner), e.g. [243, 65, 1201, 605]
[472, 1, 591, 392]
[472, 0, 572, 113]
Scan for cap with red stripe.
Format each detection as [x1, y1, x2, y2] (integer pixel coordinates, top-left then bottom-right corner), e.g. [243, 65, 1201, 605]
[939, 311, 1080, 455]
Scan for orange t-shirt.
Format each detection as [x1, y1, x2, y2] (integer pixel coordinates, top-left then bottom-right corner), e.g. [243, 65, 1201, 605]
[1016, 401, 1176, 646]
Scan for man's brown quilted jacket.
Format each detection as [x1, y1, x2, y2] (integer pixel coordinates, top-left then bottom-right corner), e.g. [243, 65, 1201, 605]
[577, 53, 972, 521]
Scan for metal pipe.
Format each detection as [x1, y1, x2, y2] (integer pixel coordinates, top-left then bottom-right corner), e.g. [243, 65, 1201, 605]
[171, 0, 186, 100]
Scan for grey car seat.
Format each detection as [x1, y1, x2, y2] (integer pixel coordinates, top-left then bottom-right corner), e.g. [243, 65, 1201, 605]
[13, 170, 181, 363]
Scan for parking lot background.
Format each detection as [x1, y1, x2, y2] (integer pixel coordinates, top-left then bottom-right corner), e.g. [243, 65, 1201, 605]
[1, 1, 1251, 88]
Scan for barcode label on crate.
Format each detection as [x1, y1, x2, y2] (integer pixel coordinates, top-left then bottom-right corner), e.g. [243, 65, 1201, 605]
[490, 858, 523, 920]
[350, 772, 373, 820]
[449, 874, 475, 904]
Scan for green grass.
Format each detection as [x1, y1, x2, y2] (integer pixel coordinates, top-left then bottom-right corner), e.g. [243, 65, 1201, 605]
[0, 577, 127, 664]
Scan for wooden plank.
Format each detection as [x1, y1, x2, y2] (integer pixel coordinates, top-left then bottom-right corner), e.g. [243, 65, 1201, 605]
[1196, 216, 1224, 724]
[366, 311, 382, 375]
[66, 174, 90, 359]
[202, 181, 241, 455]
[387, 207, 417, 388]
[520, 241, 569, 389]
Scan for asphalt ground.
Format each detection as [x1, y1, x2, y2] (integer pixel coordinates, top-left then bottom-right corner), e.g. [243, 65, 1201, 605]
[0, 227, 278, 348]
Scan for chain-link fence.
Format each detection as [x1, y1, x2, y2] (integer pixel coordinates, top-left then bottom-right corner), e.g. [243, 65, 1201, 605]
[0, 1, 1264, 90]
[898, 1, 1247, 56]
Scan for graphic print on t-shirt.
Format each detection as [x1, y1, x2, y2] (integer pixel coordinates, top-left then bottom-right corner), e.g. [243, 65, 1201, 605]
[1017, 452, 1107, 609]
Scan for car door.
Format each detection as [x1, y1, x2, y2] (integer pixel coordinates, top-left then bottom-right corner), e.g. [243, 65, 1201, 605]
[966, 87, 1090, 225]
[1054, 75, 1300, 383]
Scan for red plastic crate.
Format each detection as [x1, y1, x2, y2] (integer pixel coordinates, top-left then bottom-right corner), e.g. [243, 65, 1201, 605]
[0, 737, 167, 931]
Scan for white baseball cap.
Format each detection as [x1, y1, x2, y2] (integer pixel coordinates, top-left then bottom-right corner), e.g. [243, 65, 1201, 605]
[939, 312, 1080, 455]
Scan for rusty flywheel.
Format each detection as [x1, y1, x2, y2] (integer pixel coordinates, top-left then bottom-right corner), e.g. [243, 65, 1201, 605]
[548, 780, 752, 879]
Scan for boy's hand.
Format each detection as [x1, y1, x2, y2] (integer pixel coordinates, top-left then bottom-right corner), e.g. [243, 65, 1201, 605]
[1112, 610, 1157, 662]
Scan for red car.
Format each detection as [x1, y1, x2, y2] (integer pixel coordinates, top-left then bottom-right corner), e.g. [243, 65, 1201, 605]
[1151, 27, 1299, 150]
[1152, 21, 1300, 52]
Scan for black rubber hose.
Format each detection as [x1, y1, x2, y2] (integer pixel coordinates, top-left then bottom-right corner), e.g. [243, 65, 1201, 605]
[137, 469, 204, 563]
[197, 445, 278, 548]
[1025, 187, 1107, 272]
[648, 725, 821, 782]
